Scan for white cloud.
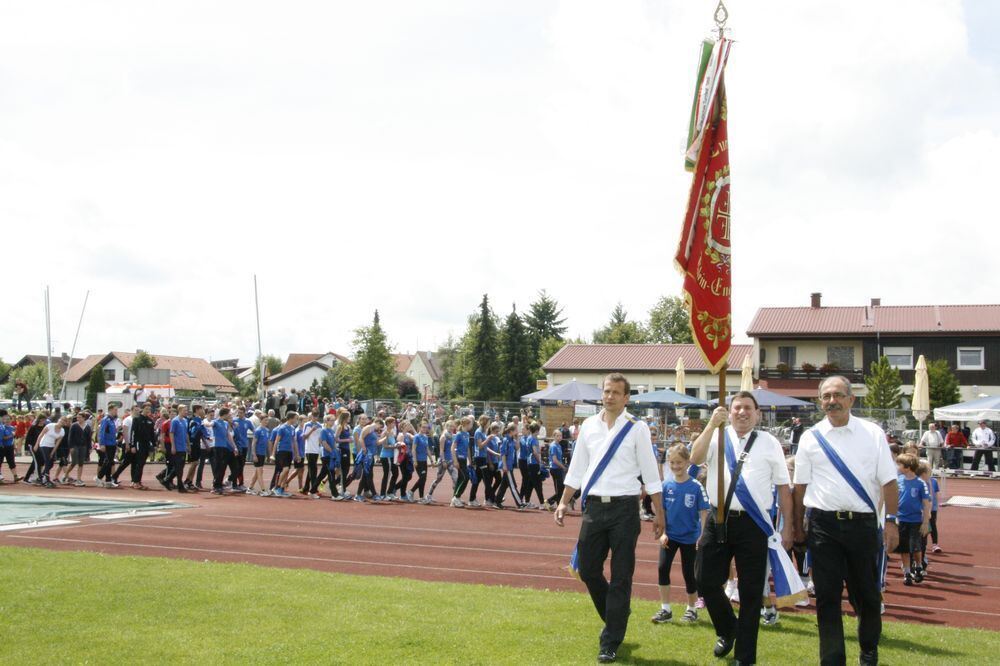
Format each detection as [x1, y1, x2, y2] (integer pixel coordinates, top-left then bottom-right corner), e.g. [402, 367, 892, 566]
[1, 0, 997, 367]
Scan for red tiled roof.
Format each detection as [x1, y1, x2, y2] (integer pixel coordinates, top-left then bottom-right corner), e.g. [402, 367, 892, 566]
[543, 344, 754, 372]
[63, 352, 236, 393]
[282, 352, 350, 374]
[747, 304, 1000, 336]
[394, 353, 414, 374]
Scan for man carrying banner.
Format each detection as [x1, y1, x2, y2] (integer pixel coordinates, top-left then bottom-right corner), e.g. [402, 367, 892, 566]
[690, 391, 797, 664]
[793, 376, 898, 666]
[554, 373, 664, 664]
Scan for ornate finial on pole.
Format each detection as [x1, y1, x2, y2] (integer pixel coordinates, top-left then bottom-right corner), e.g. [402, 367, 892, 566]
[714, 0, 729, 39]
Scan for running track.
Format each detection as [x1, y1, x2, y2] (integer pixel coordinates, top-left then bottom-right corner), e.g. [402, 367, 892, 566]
[1, 471, 998, 631]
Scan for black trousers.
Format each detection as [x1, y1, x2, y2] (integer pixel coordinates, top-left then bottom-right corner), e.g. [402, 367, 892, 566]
[411, 460, 428, 498]
[98, 445, 117, 481]
[170, 452, 186, 490]
[577, 496, 642, 653]
[454, 459, 469, 498]
[517, 459, 529, 500]
[696, 512, 768, 665]
[131, 442, 151, 483]
[339, 447, 352, 494]
[659, 541, 698, 593]
[547, 468, 565, 506]
[526, 464, 544, 504]
[808, 510, 881, 666]
[112, 447, 136, 482]
[972, 449, 996, 472]
[495, 469, 524, 508]
[306, 453, 320, 493]
[211, 448, 230, 491]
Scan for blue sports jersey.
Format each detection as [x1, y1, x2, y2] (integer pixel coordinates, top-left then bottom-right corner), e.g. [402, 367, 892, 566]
[549, 442, 564, 470]
[0, 424, 14, 447]
[327, 445, 341, 469]
[931, 477, 940, 511]
[98, 415, 117, 446]
[414, 434, 429, 462]
[487, 436, 501, 465]
[526, 436, 540, 465]
[253, 426, 270, 456]
[380, 434, 395, 459]
[517, 436, 529, 461]
[232, 418, 253, 449]
[272, 424, 296, 453]
[442, 433, 454, 462]
[170, 416, 189, 453]
[211, 420, 231, 449]
[453, 431, 470, 459]
[320, 427, 336, 456]
[897, 475, 930, 523]
[337, 426, 353, 451]
[500, 436, 516, 471]
[662, 477, 710, 544]
[363, 430, 378, 456]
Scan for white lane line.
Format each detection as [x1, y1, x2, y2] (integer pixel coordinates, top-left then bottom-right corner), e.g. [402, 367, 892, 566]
[115, 522, 663, 564]
[6, 534, 623, 585]
[201, 512, 661, 549]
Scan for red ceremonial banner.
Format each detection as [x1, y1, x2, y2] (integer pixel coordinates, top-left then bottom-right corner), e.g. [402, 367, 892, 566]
[674, 39, 732, 374]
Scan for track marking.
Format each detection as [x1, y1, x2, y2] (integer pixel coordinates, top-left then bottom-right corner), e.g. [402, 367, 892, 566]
[114, 522, 662, 564]
[6, 534, 630, 585]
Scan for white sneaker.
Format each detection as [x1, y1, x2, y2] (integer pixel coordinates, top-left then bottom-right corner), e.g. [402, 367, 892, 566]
[309, 493, 320, 499]
[795, 597, 810, 608]
[880, 602, 886, 615]
[724, 579, 738, 601]
[806, 580, 815, 596]
[451, 497, 464, 508]
[467, 500, 480, 508]
[761, 607, 779, 626]
[97, 480, 106, 488]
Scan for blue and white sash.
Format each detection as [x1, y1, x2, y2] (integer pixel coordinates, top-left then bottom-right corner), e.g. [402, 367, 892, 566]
[724, 431, 807, 606]
[810, 428, 886, 589]
[568, 417, 637, 579]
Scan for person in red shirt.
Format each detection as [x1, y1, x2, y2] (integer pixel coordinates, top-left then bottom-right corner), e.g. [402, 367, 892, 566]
[944, 425, 968, 470]
[14, 416, 29, 454]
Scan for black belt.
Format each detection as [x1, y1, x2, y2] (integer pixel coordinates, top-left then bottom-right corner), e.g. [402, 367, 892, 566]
[812, 509, 875, 521]
[585, 494, 639, 503]
[710, 506, 747, 519]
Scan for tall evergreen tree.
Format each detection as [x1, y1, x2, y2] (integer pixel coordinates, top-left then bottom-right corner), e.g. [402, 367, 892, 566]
[468, 294, 501, 400]
[85, 367, 107, 410]
[863, 356, 903, 409]
[927, 358, 961, 411]
[646, 295, 694, 343]
[525, 290, 567, 344]
[500, 304, 535, 400]
[348, 310, 396, 399]
[592, 302, 649, 344]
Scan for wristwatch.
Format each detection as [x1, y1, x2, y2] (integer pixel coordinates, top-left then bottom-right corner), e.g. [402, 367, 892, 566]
[885, 514, 897, 524]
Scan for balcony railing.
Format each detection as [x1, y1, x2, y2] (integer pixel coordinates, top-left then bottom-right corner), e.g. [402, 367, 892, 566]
[758, 366, 865, 383]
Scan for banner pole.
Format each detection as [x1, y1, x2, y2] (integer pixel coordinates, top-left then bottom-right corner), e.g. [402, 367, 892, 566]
[716, 363, 727, 526]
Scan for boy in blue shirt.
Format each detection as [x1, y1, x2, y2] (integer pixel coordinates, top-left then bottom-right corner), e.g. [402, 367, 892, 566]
[545, 429, 567, 509]
[248, 418, 271, 495]
[653, 444, 710, 624]
[895, 453, 931, 585]
[166, 405, 190, 493]
[269, 412, 301, 497]
[229, 407, 254, 492]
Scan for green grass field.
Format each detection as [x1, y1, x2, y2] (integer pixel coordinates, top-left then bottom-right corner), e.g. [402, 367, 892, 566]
[4, 545, 996, 664]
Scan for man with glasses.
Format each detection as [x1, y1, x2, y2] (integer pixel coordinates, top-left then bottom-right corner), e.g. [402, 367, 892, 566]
[792, 376, 898, 666]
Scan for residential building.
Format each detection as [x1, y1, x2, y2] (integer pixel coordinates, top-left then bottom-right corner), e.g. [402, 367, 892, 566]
[1, 353, 83, 384]
[542, 343, 754, 400]
[61, 351, 237, 401]
[263, 352, 350, 393]
[747, 294, 1000, 401]
[405, 351, 444, 399]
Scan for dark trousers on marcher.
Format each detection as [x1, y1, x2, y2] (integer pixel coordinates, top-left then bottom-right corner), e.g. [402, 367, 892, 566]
[113, 447, 136, 482]
[131, 443, 150, 483]
[808, 510, 881, 666]
[696, 512, 768, 664]
[411, 460, 428, 498]
[339, 447, 352, 494]
[547, 468, 565, 506]
[517, 459, 529, 500]
[306, 453, 320, 493]
[98, 445, 117, 481]
[211, 448, 230, 491]
[576, 496, 641, 653]
[972, 448, 996, 472]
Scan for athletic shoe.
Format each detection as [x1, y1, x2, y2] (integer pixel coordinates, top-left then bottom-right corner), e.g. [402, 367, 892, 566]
[246, 489, 258, 496]
[108, 480, 120, 489]
[931, 544, 942, 553]
[44, 481, 56, 489]
[806, 579, 816, 596]
[259, 489, 271, 497]
[761, 607, 779, 626]
[96, 480, 106, 488]
[309, 493, 320, 499]
[330, 495, 343, 501]
[451, 497, 464, 508]
[386, 494, 397, 501]
[680, 608, 698, 623]
[724, 579, 738, 601]
[342, 492, 354, 499]
[271, 488, 285, 497]
[795, 597, 810, 608]
[640, 512, 653, 521]
[73, 480, 85, 487]
[597, 649, 616, 664]
[352, 496, 365, 503]
[651, 608, 672, 623]
[467, 500, 480, 508]
[913, 568, 924, 584]
[903, 573, 913, 586]
[211, 489, 224, 495]
[880, 602, 886, 615]
[52, 477, 61, 485]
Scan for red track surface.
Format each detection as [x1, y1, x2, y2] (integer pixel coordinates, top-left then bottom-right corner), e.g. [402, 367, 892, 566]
[1, 469, 998, 630]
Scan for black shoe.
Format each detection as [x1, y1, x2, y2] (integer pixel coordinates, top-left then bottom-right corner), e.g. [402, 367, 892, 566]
[178, 487, 189, 493]
[859, 648, 878, 665]
[714, 635, 736, 658]
[597, 649, 616, 663]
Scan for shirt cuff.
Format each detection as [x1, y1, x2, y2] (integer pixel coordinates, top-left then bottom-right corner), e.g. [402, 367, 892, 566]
[643, 479, 662, 496]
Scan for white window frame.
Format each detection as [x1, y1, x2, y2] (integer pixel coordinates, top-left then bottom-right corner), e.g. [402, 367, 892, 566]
[883, 346, 913, 370]
[957, 347, 985, 371]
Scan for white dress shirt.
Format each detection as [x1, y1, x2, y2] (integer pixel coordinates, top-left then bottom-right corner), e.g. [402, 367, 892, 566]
[920, 429, 944, 449]
[302, 421, 323, 455]
[794, 415, 896, 513]
[971, 427, 996, 448]
[565, 410, 661, 497]
[704, 426, 789, 511]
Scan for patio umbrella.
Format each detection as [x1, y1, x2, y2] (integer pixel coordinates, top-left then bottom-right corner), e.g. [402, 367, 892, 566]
[521, 380, 603, 404]
[933, 394, 1000, 422]
[911, 355, 930, 436]
[714, 388, 816, 412]
[674, 357, 686, 395]
[740, 353, 754, 392]
[630, 388, 710, 409]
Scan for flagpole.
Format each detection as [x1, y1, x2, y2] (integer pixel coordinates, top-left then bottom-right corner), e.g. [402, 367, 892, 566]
[254, 274, 265, 404]
[60, 290, 90, 399]
[716, 363, 727, 527]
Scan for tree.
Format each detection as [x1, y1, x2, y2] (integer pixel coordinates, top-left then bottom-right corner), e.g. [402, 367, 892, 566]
[128, 350, 158, 377]
[646, 295, 693, 344]
[222, 370, 255, 398]
[927, 358, 961, 411]
[250, 354, 284, 394]
[0, 358, 11, 386]
[468, 294, 501, 400]
[592, 303, 649, 344]
[397, 376, 419, 398]
[348, 310, 396, 399]
[499, 304, 536, 401]
[319, 365, 345, 399]
[525, 290, 567, 349]
[437, 329, 475, 399]
[863, 356, 902, 409]
[5, 365, 55, 402]
[85, 367, 107, 410]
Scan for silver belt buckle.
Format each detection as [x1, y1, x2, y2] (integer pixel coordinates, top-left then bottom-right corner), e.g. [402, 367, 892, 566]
[601, 495, 611, 503]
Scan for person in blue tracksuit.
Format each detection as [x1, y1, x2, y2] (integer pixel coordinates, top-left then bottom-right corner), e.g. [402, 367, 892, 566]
[268, 412, 301, 497]
[229, 407, 254, 491]
[210, 408, 237, 494]
[450, 417, 473, 507]
[166, 405, 190, 493]
[96, 405, 119, 487]
[248, 418, 271, 495]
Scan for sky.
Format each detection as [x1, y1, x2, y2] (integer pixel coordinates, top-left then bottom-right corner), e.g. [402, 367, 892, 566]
[2, 0, 999, 366]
